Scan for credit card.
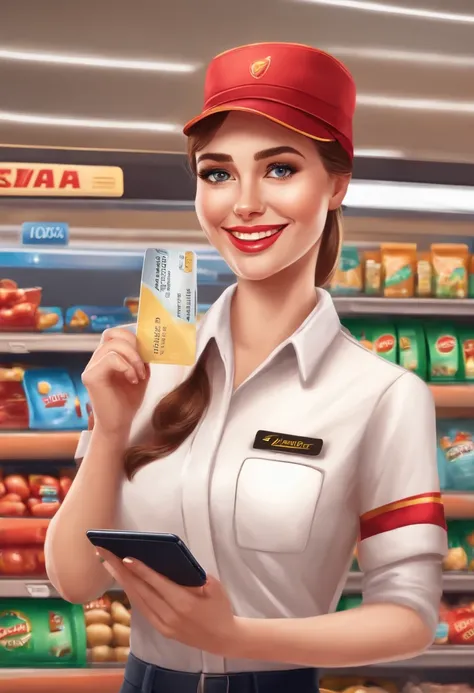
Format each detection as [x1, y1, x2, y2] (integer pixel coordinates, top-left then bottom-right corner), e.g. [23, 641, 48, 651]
[136, 248, 197, 365]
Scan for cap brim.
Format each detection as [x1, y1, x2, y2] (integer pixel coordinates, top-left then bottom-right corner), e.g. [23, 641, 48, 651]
[183, 98, 336, 143]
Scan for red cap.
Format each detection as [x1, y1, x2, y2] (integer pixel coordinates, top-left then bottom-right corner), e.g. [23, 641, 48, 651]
[183, 42, 356, 160]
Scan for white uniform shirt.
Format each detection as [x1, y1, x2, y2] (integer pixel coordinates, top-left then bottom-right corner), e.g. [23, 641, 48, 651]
[76, 285, 447, 674]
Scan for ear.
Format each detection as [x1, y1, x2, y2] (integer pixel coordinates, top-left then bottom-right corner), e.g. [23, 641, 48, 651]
[328, 174, 351, 211]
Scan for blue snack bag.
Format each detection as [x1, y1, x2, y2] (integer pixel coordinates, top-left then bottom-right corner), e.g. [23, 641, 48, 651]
[22, 369, 84, 430]
[70, 370, 92, 429]
[66, 306, 133, 333]
[437, 420, 474, 492]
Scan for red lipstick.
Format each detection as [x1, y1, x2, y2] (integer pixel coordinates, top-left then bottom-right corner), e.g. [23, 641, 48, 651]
[223, 224, 287, 254]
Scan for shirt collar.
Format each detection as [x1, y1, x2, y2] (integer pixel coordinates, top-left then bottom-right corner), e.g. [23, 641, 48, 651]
[196, 283, 341, 383]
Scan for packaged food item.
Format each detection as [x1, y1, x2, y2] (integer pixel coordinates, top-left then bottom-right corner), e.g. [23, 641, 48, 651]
[343, 321, 397, 364]
[469, 256, 474, 298]
[416, 251, 432, 298]
[65, 306, 133, 333]
[0, 599, 86, 667]
[0, 472, 68, 519]
[457, 328, 474, 381]
[0, 547, 46, 576]
[431, 243, 469, 299]
[446, 602, 474, 645]
[84, 593, 131, 663]
[330, 246, 363, 295]
[363, 250, 382, 296]
[22, 369, 84, 430]
[381, 243, 417, 298]
[442, 522, 468, 571]
[0, 365, 28, 429]
[123, 297, 139, 319]
[0, 280, 42, 331]
[437, 421, 474, 492]
[397, 323, 427, 379]
[36, 307, 63, 333]
[136, 248, 197, 365]
[0, 520, 48, 547]
[70, 371, 92, 428]
[425, 324, 460, 382]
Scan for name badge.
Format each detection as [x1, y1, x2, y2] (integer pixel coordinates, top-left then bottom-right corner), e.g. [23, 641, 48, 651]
[253, 430, 323, 457]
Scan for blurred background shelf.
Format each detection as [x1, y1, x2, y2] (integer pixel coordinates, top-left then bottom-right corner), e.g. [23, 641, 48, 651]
[334, 297, 474, 317]
[0, 578, 122, 599]
[0, 333, 101, 354]
[345, 572, 474, 593]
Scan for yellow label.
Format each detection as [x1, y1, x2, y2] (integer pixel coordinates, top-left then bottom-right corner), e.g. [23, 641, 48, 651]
[136, 249, 197, 366]
[0, 163, 123, 197]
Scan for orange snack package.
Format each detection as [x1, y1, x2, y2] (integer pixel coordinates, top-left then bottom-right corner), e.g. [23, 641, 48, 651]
[416, 251, 432, 298]
[381, 243, 417, 298]
[362, 250, 382, 296]
[431, 243, 469, 299]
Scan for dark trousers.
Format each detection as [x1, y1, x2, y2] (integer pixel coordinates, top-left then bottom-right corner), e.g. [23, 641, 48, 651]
[120, 652, 320, 693]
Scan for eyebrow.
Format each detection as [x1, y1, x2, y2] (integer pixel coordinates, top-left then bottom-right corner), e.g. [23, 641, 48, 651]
[196, 145, 305, 165]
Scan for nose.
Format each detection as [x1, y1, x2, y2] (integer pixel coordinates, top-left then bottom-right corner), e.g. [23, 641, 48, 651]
[233, 181, 265, 221]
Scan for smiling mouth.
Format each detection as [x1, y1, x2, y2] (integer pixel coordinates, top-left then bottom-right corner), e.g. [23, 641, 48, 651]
[224, 225, 287, 241]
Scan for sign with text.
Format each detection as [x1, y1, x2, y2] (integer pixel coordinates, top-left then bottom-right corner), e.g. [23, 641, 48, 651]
[22, 222, 70, 246]
[0, 163, 124, 197]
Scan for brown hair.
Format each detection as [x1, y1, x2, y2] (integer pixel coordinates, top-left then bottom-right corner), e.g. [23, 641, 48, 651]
[124, 112, 352, 479]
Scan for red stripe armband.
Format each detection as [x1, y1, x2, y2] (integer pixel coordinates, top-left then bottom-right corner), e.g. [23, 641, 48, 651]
[359, 492, 447, 541]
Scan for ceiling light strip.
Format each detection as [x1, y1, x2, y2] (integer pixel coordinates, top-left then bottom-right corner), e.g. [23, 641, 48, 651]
[0, 111, 180, 132]
[327, 46, 474, 68]
[346, 180, 474, 214]
[296, 0, 474, 24]
[0, 49, 197, 73]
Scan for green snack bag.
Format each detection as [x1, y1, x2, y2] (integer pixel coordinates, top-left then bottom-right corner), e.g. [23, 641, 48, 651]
[443, 521, 468, 571]
[342, 595, 363, 611]
[397, 323, 427, 379]
[342, 321, 397, 364]
[459, 521, 474, 571]
[425, 324, 460, 382]
[0, 599, 86, 668]
[457, 328, 474, 382]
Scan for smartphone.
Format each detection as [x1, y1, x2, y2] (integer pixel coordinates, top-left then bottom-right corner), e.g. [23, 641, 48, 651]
[86, 529, 207, 587]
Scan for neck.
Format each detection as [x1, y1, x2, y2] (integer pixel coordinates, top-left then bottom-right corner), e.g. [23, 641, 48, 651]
[230, 251, 319, 357]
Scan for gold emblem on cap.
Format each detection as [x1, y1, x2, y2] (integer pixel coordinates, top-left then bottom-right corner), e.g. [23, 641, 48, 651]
[249, 56, 271, 79]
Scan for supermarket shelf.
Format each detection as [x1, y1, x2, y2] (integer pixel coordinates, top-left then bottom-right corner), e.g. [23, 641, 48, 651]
[334, 296, 474, 317]
[431, 385, 474, 409]
[364, 647, 474, 669]
[442, 493, 474, 519]
[0, 431, 80, 460]
[345, 571, 474, 593]
[0, 668, 124, 693]
[0, 333, 101, 354]
[0, 578, 121, 599]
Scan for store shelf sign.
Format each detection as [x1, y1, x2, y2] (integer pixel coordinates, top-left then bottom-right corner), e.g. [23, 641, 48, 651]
[22, 222, 70, 246]
[0, 163, 124, 197]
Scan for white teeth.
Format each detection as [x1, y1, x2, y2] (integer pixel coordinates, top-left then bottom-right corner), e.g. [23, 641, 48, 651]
[230, 227, 282, 240]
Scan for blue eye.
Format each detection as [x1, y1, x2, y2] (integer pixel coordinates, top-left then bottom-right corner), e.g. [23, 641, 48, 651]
[267, 164, 295, 179]
[198, 169, 231, 183]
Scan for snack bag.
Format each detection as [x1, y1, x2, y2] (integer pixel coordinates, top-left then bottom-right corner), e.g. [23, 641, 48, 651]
[0, 365, 28, 429]
[397, 323, 427, 379]
[330, 246, 363, 295]
[431, 243, 469, 299]
[66, 306, 133, 333]
[36, 307, 63, 333]
[362, 250, 382, 296]
[344, 321, 397, 364]
[447, 603, 474, 645]
[457, 328, 474, 381]
[70, 371, 92, 429]
[416, 251, 432, 298]
[0, 279, 42, 331]
[442, 522, 468, 571]
[136, 248, 197, 365]
[22, 369, 84, 430]
[381, 243, 417, 298]
[469, 256, 474, 298]
[437, 420, 474, 491]
[0, 598, 86, 667]
[425, 324, 460, 382]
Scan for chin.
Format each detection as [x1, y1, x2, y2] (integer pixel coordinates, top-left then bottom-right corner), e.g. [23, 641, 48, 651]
[222, 252, 289, 282]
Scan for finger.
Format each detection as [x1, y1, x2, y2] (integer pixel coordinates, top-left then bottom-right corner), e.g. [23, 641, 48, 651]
[122, 558, 202, 603]
[86, 350, 140, 385]
[101, 327, 138, 347]
[125, 583, 174, 640]
[91, 339, 146, 380]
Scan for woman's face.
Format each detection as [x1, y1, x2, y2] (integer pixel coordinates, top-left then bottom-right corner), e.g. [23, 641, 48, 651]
[194, 111, 349, 282]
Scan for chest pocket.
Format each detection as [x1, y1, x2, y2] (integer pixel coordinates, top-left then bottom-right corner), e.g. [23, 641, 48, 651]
[233, 457, 324, 553]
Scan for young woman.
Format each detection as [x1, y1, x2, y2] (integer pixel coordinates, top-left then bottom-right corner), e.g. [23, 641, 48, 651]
[46, 43, 447, 693]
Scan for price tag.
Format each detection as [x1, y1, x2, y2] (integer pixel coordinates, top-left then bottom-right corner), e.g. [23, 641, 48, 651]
[26, 583, 51, 598]
[7, 341, 29, 354]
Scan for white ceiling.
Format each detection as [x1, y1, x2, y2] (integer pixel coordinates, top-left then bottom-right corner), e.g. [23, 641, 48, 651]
[1, 0, 474, 163]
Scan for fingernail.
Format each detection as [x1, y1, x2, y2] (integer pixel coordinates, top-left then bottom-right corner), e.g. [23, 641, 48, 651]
[123, 557, 134, 565]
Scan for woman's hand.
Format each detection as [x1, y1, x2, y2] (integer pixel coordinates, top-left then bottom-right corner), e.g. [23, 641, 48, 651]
[96, 549, 243, 657]
[82, 327, 149, 436]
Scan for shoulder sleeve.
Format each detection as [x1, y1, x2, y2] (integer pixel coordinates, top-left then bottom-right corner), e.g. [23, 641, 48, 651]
[357, 371, 448, 573]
